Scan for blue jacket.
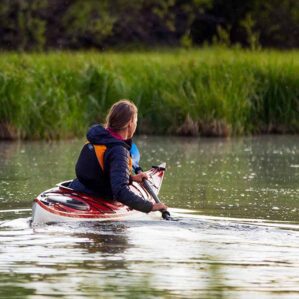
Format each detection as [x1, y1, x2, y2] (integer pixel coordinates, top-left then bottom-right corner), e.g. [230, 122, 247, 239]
[71, 125, 153, 213]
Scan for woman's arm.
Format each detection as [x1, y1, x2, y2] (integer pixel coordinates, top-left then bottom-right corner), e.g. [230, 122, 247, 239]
[106, 146, 154, 213]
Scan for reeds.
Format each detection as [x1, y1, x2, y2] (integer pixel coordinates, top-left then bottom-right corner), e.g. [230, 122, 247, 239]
[0, 48, 298, 139]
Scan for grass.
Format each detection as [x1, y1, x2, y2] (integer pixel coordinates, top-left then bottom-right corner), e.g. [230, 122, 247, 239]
[0, 48, 298, 139]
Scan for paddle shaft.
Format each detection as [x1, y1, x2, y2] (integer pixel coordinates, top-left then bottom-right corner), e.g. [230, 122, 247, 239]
[143, 179, 171, 220]
[142, 179, 159, 202]
[135, 168, 171, 220]
[131, 144, 171, 220]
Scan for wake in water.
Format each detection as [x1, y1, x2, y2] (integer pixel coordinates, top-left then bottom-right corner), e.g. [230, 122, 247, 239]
[1, 206, 299, 232]
[0, 208, 32, 229]
[2, 206, 299, 261]
[1, 207, 299, 299]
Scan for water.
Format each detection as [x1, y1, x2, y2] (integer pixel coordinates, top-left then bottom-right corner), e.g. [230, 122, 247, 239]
[0, 136, 298, 298]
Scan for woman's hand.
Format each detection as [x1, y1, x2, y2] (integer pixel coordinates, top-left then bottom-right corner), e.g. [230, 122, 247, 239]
[131, 172, 148, 183]
[151, 202, 168, 211]
[131, 172, 168, 212]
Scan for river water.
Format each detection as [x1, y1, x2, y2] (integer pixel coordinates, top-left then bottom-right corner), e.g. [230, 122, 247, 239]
[0, 136, 298, 298]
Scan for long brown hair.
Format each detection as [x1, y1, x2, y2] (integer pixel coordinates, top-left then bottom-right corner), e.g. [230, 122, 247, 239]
[105, 99, 137, 131]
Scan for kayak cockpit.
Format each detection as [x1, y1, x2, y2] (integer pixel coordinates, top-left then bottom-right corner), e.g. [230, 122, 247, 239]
[39, 194, 90, 211]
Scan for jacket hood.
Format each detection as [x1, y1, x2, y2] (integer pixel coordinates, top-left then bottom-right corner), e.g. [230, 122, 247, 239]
[87, 124, 131, 149]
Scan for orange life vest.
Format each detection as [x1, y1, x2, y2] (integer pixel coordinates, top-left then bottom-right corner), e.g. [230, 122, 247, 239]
[92, 144, 133, 173]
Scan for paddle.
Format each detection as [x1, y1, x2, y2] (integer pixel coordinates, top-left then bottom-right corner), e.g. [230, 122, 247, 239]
[131, 143, 172, 220]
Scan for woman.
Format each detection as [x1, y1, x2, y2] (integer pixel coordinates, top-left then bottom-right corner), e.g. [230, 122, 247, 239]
[70, 99, 167, 213]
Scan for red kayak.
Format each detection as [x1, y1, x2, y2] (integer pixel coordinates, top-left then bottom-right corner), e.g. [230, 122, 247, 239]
[31, 163, 166, 225]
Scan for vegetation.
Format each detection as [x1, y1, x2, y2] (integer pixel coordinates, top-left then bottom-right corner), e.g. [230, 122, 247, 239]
[0, 48, 298, 139]
[0, 0, 298, 51]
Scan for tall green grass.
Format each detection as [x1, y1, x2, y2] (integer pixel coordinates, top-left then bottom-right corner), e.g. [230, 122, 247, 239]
[0, 48, 298, 139]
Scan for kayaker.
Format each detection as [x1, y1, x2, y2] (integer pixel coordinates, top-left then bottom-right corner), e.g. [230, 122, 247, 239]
[69, 99, 167, 213]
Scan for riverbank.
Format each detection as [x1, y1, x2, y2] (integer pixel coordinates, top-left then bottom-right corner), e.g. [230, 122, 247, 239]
[0, 48, 298, 139]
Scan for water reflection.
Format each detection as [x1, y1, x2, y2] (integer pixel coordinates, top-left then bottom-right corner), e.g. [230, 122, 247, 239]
[69, 222, 131, 258]
[1, 212, 299, 298]
[138, 136, 299, 221]
[0, 273, 35, 298]
[0, 140, 81, 211]
[0, 136, 299, 298]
